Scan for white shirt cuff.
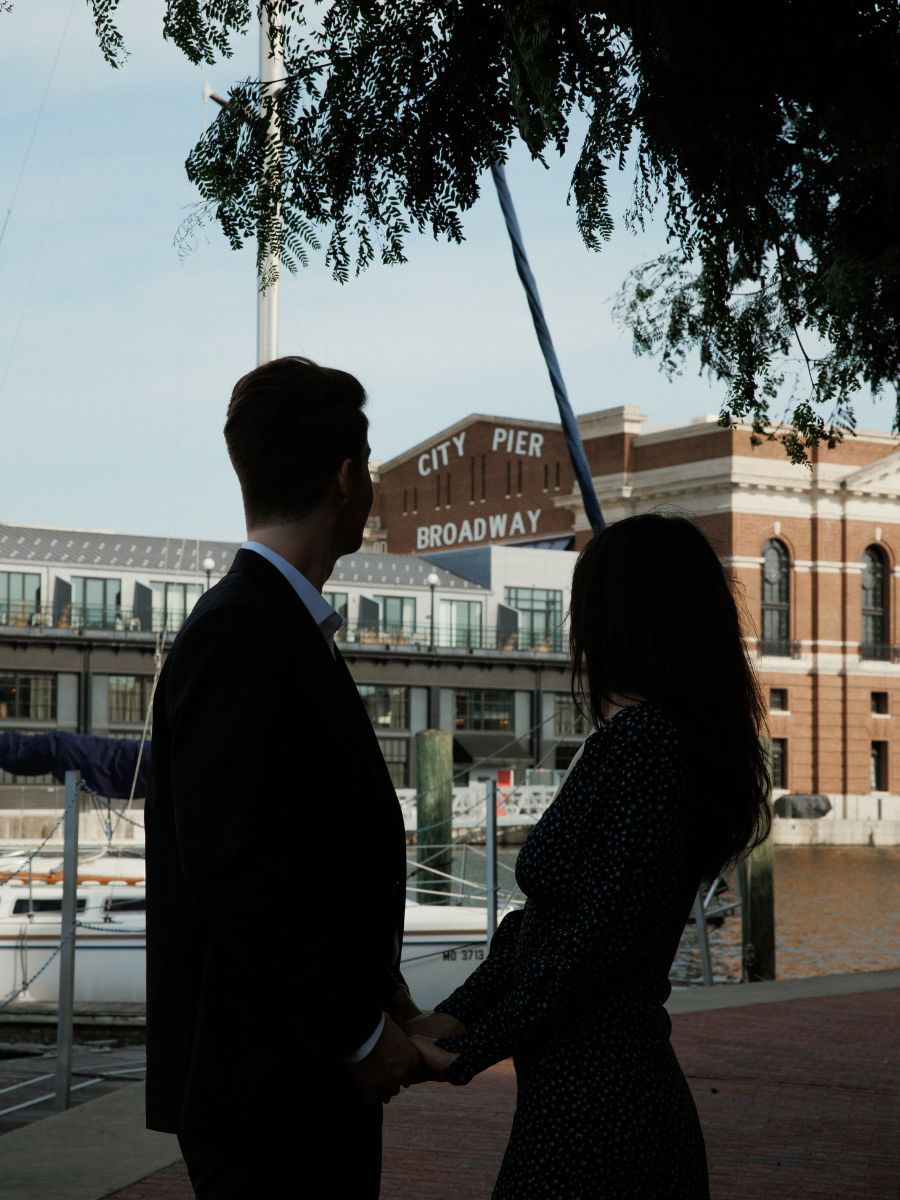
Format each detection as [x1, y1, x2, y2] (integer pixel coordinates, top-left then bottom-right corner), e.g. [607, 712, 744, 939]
[342, 1013, 386, 1063]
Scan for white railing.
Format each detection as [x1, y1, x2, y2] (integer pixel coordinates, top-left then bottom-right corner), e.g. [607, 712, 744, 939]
[398, 783, 558, 832]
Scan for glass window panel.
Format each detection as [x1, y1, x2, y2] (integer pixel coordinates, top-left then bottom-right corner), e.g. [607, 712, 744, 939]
[0, 671, 56, 720]
[504, 587, 564, 651]
[377, 737, 409, 788]
[861, 547, 888, 654]
[0, 572, 40, 625]
[553, 694, 589, 737]
[376, 595, 415, 634]
[108, 675, 154, 724]
[73, 576, 121, 629]
[358, 684, 409, 731]
[760, 542, 790, 653]
[453, 689, 513, 731]
[323, 591, 348, 619]
[770, 738, 787, 789]
[439, 599, 483, 648]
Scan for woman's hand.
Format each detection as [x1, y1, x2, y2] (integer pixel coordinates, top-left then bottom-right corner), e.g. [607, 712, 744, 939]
[409, 1034, 459, 1080]
[405, 1011, 465, 1039]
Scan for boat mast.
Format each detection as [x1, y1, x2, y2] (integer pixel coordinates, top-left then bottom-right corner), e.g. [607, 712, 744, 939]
[257, 3, 283, 366]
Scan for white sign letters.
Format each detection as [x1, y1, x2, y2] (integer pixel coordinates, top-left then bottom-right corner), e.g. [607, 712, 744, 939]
[416, 426, 545, 476]
[416, 509, 541, 549]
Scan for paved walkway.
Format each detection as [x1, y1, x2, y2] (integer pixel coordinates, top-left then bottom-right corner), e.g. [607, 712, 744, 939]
[6, 971, 900, 1199]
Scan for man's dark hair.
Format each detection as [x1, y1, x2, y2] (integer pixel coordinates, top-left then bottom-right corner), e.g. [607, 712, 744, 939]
[224, 356, 368, 525]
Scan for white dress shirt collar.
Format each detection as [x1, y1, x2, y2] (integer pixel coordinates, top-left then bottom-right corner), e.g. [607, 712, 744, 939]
[241, 541, 344, 651]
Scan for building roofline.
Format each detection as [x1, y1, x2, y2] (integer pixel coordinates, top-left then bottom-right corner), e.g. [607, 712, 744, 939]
[377, 412, 569, 473]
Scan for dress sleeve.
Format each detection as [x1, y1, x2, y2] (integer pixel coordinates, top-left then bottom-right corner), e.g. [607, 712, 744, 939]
[439, 722, 691, 1083]
[433, 908, 524, 1026]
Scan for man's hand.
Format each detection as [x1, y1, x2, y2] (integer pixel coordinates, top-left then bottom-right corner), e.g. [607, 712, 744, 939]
[409, 1035, 459, 1081]
[386, 984, 421, 1027]
[405, 1011, 465, 1039]
[346, 1014, 423, 1106]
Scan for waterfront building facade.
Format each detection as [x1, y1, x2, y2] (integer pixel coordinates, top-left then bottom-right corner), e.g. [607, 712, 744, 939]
[0, 527, 583, 815]
[4, 401, 900, 838]
[375, 406, 900, 832]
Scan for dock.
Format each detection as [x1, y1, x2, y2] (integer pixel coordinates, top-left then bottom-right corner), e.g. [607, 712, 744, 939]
[1, 968, 898, 1199]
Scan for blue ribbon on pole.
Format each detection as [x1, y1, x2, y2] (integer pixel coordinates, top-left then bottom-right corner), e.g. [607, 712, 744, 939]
[491, 162, 605, 534]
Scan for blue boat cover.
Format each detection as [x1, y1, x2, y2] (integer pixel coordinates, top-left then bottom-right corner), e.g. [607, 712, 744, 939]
[0, 730, 149, 799]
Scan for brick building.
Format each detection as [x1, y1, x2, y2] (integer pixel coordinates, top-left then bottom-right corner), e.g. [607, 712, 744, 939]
[377, 406, 900, 822]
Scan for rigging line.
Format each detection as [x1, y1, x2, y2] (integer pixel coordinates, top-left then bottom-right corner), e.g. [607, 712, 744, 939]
[490, 162, 604, 534]
[0, 0, 79, 254]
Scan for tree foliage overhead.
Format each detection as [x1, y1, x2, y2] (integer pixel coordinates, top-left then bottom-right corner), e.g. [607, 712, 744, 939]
[89, 1, 900, 459]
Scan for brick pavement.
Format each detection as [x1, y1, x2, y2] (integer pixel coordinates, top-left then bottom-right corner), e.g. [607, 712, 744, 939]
[107, 989, 900, 1199]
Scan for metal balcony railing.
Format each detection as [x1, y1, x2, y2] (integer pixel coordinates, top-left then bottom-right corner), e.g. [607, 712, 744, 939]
[0, 604, 175, 635]
[0, 608, 569, 655]
[758, 638, 802, 659]
[337, 621, 566, 654]
[859, 642, 900, 663]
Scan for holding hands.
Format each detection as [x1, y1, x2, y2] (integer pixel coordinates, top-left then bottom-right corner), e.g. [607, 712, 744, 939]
[347, 1008, 463, 1105]
[405, 1010, 463, 1080]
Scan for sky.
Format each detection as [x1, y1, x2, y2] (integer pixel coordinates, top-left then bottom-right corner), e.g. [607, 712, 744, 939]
[0, 1, 894, 542]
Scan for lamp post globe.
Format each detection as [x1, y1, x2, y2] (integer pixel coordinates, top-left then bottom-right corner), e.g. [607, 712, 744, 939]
[202, 555, 216, 592]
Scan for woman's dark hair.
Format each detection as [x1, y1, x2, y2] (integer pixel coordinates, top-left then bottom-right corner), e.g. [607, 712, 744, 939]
[569, 513, 770, 874]
[225, 355, 368, 525]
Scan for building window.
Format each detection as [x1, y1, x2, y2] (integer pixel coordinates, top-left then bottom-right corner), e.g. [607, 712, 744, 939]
[378, 737, 409, 788]
[0, 571, 41, 627]
[871, 741, 888, 791]
[505, 587, 564, 651]
[481, 456, 486, 500]
[769, 688, 788, 712]
[323, 590, 348, 620]
[872, 691, 889, 715]
[770, 738, 787, 789]
[517, 459, 523, 495]
[439, 599, 483, 648]
[543, 464, 549, 492]
[553, 694, 590, 738]
[402, 489, 408, 514]
[108, 675, 154, 724]
[151, 581, 203, 633]
[0, 671, 56, 721]
[470, 457, 475, 502]
[506, 461, 512, 497]
[358, 685, 409, 731]
[454, 689, 514, 731]
[760, 540, 790, 655]
[413, 486, 418, 512]
[446, 473, 452, 506]
[435, 475, 441, 507]
[555, 461, 560, 489]
[376, 595, 416, 636]
[72, 576, 122, 629]
[861, 546, 889, 659]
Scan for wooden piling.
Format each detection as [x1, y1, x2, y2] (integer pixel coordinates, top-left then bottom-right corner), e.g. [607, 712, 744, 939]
[415, 729, 453, 904]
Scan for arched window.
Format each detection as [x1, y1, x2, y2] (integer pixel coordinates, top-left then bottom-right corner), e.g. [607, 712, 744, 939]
[861, 546, 889, 659]
[761, 540, 791, 655]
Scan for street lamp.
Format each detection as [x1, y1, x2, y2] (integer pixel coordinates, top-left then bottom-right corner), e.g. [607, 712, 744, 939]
[426, 571, 440, 652]
[202, 554, 216, 592]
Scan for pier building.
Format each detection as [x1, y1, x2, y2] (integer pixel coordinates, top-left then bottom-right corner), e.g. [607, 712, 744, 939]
[374, 407, 900, 837]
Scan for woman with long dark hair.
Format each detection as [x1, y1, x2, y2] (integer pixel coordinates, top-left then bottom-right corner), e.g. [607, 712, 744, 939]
[410, 514, 771, 1198]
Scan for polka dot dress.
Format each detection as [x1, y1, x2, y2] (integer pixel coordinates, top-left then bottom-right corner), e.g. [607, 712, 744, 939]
[435, 703, 710, 1198]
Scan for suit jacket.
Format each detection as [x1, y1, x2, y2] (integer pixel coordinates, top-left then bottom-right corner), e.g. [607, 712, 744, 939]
[145, 548, 407, 1135]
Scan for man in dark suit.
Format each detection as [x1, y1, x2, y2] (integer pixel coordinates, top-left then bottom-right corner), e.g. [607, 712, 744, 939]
[146, 357, 423, 1197]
